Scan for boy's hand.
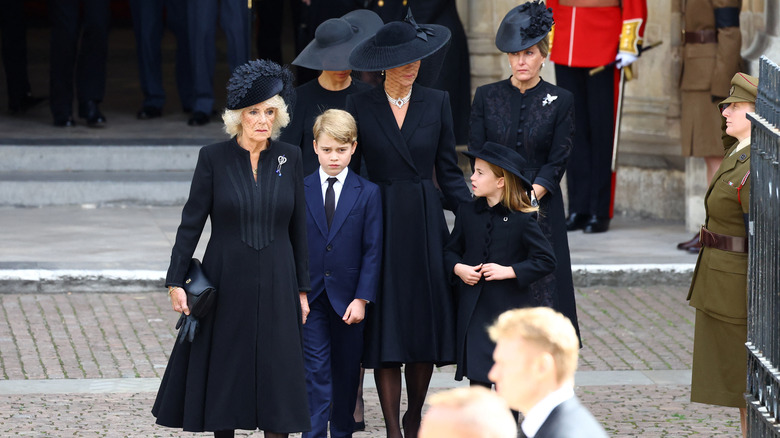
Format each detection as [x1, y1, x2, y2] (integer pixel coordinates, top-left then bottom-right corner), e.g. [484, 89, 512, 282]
[481, 263, 516, 281]
[454, 263, 483, 285]
[300, 292, 310, 324]
[342, 299, 367, 325]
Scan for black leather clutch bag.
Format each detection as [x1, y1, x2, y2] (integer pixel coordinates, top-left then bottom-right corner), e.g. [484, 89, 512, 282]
[183, 258, 217, 318]
[175, 258, 217, 343]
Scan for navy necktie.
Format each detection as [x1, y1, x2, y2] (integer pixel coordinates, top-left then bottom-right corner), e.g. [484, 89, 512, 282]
[325, 177, 337, 229]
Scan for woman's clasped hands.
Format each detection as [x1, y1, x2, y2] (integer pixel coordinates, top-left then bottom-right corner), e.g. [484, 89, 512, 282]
[454, 263, 516, 285]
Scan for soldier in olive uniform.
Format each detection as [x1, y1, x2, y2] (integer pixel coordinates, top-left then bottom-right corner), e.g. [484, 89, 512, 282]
[687, 72, 757, 438]
[676, 0, 742, 252]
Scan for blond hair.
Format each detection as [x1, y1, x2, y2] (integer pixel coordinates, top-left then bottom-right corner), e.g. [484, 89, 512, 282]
[489, 307, 579, 384]
[313, 109, 357, 144]
[221, 94, 290, 139]
[426, 387, 517, 438]
[484, 161, 537, 213]
[536, 34, 550, 58]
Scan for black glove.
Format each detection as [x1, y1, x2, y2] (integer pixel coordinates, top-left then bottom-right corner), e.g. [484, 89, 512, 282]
[175, 313, 199, 344]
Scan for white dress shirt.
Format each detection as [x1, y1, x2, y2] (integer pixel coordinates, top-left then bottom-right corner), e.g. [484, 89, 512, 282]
[521, 385, 576, 438]
[319, 167, 349, 208]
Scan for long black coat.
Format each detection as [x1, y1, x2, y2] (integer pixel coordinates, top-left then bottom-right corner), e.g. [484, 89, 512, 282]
[346, 84, 471, 367]
[152, 139, 311, 433]
[444, 199, 556, 382]
[469, 78, 581, 338]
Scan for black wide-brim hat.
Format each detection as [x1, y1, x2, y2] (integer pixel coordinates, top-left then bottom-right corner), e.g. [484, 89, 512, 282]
[226, 59, 295, 111]
[463, 142, 533, 190]
[495, 0, 554, 53]
[349, 9, 451, 71]
[292, 10, 384, 71]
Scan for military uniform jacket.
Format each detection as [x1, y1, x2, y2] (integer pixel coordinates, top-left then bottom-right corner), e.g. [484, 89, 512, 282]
[444, 199, 556, 382]
[687, 142, 750, 325]
[548, 0, 647, 67]
[678, 0, 742, 156]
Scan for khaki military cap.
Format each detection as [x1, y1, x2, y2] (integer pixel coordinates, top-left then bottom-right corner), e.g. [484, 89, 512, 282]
[719, 72, 759, 106]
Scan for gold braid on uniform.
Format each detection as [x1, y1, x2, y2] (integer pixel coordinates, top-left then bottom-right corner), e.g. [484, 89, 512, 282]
[619, 19, 643, 55]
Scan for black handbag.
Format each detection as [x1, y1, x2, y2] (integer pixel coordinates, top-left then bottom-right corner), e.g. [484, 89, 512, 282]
[175, 258, 217, 343]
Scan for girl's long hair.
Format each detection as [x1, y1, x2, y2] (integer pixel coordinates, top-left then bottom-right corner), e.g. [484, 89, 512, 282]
[485, 161, 538, 213]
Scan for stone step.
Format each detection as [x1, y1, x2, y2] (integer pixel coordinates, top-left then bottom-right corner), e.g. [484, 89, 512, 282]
[0, 145, 201, 172]
[0, 170, 192, 206]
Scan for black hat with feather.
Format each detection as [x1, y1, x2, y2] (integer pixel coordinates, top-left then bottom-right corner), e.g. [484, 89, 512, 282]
[495, 0, 554, 53]
[226, 59, 295, 111]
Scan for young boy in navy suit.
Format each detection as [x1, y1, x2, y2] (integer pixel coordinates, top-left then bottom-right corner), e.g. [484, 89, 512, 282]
[302, 109, 383, 438]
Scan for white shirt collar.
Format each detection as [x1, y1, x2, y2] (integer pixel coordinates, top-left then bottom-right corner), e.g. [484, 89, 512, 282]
[319, 167, 349, 186]
[734, 137, 751, 153]
[521, 384, 575, 438]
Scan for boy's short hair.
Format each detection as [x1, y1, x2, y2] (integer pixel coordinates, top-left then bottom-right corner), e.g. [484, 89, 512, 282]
[489, 307, 579, 384]
[313, 109, 357, 145]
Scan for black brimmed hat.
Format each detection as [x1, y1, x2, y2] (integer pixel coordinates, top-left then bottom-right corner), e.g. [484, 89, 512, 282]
[495, 0, 554, 53]
[292, 10, 384, 71]
[463, 142, 533, 190]
[226, 59, 295, 110]
[349, 9, 451, 71]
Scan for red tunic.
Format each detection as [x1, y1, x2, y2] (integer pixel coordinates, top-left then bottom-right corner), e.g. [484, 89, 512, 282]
[548, 0, 648, 68]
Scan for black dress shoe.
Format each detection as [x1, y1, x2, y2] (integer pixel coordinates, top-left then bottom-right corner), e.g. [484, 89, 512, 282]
[137, 106, 162, 120]
[676, 233, 700, 250]
[188, 111, 210, 126]
[78, 101, 106, 126]
[9, 94, 46, 114]
[582, 216, 610, 233]
[565, 212, 590, 231]
[53, 116, 76, 127]
[353, 421, 365, 432]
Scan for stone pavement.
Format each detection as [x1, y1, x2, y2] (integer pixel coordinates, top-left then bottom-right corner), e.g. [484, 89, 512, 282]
[0, 285, 742, 437]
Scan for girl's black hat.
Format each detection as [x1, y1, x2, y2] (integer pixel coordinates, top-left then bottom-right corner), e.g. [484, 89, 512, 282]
[349, 9, 451, 71]
[226, 59, 295, 111]
[292, 10, 384, 71]
[463, 142, 533, 190]
[495, 0, 554, 53]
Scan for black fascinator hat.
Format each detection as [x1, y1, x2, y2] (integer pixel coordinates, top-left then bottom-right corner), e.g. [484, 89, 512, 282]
[349, 9, 451, 71]
[463, 142, 533, 190]
[293, 10, 384, 71]
[495, 0, 554, 53]
[226, 59, 295, 111]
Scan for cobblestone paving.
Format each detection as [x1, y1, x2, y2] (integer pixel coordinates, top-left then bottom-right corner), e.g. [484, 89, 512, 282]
[0, 286, 740, 437]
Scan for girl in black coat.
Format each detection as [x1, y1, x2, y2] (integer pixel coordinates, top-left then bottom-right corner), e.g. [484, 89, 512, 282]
[445, 142, 556, 386]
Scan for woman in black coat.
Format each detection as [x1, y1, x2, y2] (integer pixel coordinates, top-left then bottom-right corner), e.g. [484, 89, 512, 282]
[445, 142, 556, 386]
[152, 60, 311, 438]
[280, 10, 383, 175]
[346, 15, 471, 438]
[469, 1, 580, 338]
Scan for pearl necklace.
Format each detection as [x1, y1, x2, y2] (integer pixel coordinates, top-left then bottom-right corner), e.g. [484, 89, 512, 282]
[385, 87, 412, 108]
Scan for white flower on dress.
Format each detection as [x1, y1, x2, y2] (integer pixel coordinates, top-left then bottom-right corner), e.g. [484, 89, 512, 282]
[542, 94, 558, 106]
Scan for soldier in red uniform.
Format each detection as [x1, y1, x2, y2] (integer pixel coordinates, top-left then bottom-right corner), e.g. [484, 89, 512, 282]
[548, 0, 647, 233]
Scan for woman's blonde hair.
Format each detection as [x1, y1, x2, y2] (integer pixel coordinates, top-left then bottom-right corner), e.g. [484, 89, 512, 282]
[221, 94, 291, 139]
[485, 161, 537, 213]
[535, 34, 550, 58]
[313, 109, 357, 144]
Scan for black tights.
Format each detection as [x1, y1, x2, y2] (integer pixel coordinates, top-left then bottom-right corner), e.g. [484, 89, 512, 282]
[375, 362, 433, 438]
[213, 431, 287, 438]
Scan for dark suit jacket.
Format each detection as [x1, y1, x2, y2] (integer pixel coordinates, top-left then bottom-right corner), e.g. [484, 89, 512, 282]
[533, 396, 608, 438]
[304, 169, 383, 316]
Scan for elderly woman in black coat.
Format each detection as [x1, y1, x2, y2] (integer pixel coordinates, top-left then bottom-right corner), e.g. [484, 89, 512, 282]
[469, 1, 580, 339]
[346, 13, 471, 438]
[152, 60, 311, 438]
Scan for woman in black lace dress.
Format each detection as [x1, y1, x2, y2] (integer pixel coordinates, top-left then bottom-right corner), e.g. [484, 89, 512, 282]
[469, 0, 580, 338]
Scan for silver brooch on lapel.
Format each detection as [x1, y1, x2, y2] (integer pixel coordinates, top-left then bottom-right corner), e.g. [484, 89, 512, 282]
[276, 155, 287, 176]
[542, 94, 558, 106]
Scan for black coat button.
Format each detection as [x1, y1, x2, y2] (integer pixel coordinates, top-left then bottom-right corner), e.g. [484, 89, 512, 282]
[326, 245, 332, 251]
[325, 271, 331, 277]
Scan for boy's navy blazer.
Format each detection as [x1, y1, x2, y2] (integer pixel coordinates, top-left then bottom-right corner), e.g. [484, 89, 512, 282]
[304, 169, 383, 315]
